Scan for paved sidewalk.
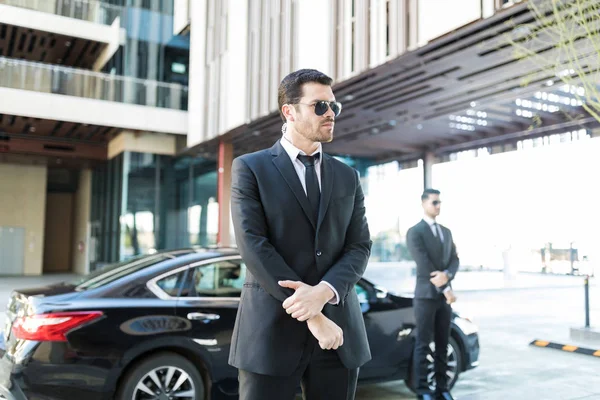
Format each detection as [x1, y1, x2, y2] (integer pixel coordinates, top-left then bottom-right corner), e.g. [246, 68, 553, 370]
[0, 273, 76, 291]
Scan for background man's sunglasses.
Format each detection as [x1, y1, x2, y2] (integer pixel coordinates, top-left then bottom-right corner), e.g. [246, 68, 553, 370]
[296, 101, 343, 117]
[432, 200, 442, 206]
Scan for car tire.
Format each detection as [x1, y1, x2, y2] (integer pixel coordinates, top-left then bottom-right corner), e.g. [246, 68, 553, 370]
[405, 336, 463, 393]
[116, 352, 206, 400]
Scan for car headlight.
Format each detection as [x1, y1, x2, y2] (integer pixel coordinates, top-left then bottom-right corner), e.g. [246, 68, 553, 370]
[454, 315, 478, 336]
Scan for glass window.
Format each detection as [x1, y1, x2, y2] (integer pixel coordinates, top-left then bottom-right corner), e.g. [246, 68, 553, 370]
[186, 260, 245, 298]
[156, 269, 188, 297]
[194, 263, 216, 293]
[121, 152, 160, 259]
[355, 283, 370, 303]
[355, 282, 371, 313]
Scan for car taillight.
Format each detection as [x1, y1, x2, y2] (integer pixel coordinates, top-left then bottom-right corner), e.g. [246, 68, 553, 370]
[11, 311, 103, 342]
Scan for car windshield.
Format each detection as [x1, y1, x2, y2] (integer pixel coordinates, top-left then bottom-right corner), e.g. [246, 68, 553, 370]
[71, 254, 169, 291]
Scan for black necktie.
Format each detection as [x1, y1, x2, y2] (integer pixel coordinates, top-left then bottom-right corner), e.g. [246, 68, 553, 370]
[433, 223, 443, 247]
[297, 154, 321, 224]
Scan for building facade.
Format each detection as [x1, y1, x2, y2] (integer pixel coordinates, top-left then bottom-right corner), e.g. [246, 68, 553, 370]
[14, 0, 593, 276]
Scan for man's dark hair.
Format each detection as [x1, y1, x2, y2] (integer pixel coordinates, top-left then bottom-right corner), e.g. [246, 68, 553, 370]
[278, 69, 333, 121]
[421, 188, 440, 201]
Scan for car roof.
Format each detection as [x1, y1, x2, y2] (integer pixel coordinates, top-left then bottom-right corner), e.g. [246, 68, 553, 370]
[74, 247, 241, 294]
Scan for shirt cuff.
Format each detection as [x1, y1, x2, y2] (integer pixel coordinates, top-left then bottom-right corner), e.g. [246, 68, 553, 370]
[443, 286, 452, 293]
[444, 269, 453, 280]
[320, 281, 340, 305]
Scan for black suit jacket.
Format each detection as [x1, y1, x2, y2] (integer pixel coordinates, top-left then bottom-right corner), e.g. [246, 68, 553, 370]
[407, 219, 459, 299]
[228, 140, 372, 376]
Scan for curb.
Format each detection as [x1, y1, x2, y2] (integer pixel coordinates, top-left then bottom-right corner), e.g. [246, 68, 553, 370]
[530, 339, 600, 357]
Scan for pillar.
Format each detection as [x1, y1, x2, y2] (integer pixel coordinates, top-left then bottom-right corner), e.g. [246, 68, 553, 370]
[423, 151, 435, 190]
[217, 141, 233, 246]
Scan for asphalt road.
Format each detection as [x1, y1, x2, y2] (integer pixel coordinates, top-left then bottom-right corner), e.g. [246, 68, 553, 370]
[355, 283, 600, 400]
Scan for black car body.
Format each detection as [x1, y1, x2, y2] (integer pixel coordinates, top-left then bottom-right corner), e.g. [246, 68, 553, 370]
[0, 248, 479, 400]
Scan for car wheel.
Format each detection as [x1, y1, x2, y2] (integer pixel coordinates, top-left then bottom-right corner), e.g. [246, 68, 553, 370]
[117, 352, 206, 400]
[405, 336, 463, 393]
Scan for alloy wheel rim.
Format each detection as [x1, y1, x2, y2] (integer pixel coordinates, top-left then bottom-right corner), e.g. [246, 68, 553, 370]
[132, 366, 195, 400]
[426, 342, 458, 391]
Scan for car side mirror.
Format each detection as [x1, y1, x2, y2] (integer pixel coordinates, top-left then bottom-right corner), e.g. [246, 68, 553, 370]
[373, 285, 388, 299]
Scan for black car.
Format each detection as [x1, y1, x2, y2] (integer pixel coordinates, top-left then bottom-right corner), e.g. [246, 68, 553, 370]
[0, 248, 479, 400]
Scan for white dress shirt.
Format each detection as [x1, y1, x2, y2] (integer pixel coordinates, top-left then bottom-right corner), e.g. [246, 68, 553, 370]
[280, 136, 339, 305]
[280, 135, 322, 192]
[422, 215, 451, 292]
[423, 215, 444, 242]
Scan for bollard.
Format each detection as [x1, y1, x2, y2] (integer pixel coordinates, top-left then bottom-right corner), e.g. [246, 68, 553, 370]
[584, 275, 590, 328]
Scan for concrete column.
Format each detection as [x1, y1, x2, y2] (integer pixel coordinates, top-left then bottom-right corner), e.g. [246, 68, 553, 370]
[187, 0, 207, 148]
[423, 151, 435, 190]
[217, 141, 233, 246]
[407, 0, 419, 50]
[199, 196, 209, 246]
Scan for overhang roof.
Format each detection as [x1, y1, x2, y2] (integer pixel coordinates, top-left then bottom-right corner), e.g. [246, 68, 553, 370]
[187, 1, 598, 162]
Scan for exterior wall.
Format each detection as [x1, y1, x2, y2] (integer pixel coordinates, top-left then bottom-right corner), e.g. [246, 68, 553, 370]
[108, 131, 177, 159]
[417, 0, 482, 46]
[0, 162, 47, 275]
[186, 0, 511, 148]
[173, 0, 190, 34]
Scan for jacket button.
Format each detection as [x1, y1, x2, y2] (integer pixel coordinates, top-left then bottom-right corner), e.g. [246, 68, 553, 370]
[316, 251, 322, 257]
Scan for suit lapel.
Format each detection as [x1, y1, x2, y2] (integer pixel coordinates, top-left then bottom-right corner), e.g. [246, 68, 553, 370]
[271, 141, 316, 230]
[316, 153, 333, 232]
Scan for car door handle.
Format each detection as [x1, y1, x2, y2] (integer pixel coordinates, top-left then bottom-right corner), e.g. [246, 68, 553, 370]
[187, 312, 220, 321]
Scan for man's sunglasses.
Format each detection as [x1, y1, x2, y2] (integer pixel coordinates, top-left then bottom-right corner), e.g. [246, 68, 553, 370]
[296, 101, 342, 117]
[432, 200, 442, 206]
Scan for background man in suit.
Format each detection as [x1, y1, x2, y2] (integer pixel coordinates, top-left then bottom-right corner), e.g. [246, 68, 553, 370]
[229, 69, 372, 400]
[407, 188, 459, 400]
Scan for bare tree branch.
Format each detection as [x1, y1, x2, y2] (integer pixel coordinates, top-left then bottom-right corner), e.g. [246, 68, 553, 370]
[503, 0, 600, 124]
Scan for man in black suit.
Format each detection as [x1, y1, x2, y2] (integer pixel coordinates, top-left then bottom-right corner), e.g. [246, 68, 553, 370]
[407, 189, 459, 400]
[229, 69, 372, 400]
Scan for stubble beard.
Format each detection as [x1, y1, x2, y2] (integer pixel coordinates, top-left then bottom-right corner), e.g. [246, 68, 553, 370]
[301, 122, 334, 143]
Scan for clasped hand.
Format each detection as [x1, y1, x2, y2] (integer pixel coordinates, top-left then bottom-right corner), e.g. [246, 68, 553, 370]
[430, 270, 449, 288]
[278, 280, 334, 321]
[279, 280, 343, 350]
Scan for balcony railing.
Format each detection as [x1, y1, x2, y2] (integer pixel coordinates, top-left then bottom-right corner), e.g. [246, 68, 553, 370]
[0, 0, 122, 25]
[0, 57, 188, 110]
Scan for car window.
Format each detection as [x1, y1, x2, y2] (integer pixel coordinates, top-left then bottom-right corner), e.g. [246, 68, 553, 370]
[355, 282, 371, 313]
[186, 260, 245, 297]
[355, 283, 370, 303]
[219, 262, 246, 290]
[156, 269, 188, 297]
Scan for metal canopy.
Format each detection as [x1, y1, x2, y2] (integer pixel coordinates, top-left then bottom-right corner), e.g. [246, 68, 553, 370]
[189, 1, 597, 162]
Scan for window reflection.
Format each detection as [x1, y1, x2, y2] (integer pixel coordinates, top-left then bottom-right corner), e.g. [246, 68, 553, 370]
[121, 152, 159, 259]
[183, 261, 245, 298]
[156, 269, 187, 297]
[93, 151, 219, 267]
